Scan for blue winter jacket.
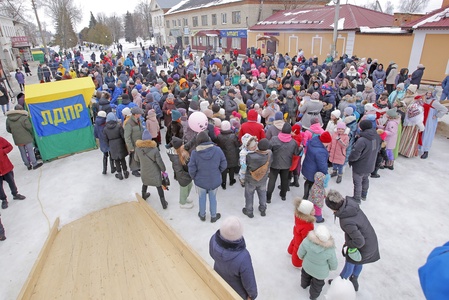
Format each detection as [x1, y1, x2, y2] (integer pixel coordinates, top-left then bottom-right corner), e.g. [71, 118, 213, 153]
[93, 116, 109, 153]
[206, 73, 224, 90]
[150, 87, 162, 104]
[419, 241, 449, 300]
[188, 142, 227, 190]
[442, 76, 449, 95]
[302, 136, 329, 182]
[110, 87, 123, 106]
[116, 99, 137, 123]
[209, 230, 258, 300]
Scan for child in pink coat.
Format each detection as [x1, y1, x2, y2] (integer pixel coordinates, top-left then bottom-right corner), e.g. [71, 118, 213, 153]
[328, 122, 349, 183]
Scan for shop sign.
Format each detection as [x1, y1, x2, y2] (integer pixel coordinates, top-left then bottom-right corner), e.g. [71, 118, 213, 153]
[11, 36, 30, 47]
[220, 30, 247, 38]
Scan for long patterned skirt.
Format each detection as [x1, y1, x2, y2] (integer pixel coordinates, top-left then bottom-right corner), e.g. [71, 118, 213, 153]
[398, 125, 419, 158]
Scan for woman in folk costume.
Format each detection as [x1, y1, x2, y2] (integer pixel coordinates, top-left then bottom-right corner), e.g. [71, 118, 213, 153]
[398, 95, 425, 158]
[419, 90, 448, 159]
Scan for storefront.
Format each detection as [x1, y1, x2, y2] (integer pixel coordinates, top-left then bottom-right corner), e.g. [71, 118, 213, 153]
[219, 30, 247, 55]
[191, 30, 221, 53]
[11, 36, 33, 65]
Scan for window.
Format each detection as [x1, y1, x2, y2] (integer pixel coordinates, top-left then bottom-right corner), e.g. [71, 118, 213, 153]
[172, 20, 176, 27]
[212, 14, 217, 26]
[221, 37, 227, 48]
[201, 15, 208, 26]
[177, 19, 181, 26]
[166, 20, 170, 28]
[183, 18, 188, 26]
[231, 37, 241, 49]
[193, 37, 197, 46]
[193, 16, 198, 27]
[184, 37, 189, 45]
[232, 11, 241, 24]
[221, 13, 227, 24]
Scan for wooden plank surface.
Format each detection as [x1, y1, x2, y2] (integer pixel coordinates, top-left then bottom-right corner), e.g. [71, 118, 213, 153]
[23, 201, 236, 300]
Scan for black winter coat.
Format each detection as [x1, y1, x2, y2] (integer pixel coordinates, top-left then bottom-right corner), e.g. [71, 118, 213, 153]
[103, 121, 128, 160]
[410, 67, 425, 88]
[349, 128, 381, 174]
[270, 135, 299, 169]
[246, 150, 272, 184]
[98, 97, 112, 114]
[217, 130, 240, 168]
[167, 148, 192, 187]
[335, 199, 380, 265]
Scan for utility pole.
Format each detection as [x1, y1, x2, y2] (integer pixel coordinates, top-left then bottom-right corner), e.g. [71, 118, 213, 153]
[31, 0, 49, 57]
[331, 0, 340, 59]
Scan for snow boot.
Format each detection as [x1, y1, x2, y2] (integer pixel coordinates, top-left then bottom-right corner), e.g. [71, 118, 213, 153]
[330, 170, 338, 177]
[289, 175, 300, 187]
[102, 156, 108, 175]
[160, 197, 168, 209]
[211, 213, 221, 223]
[349, 275, 359, 291]
[141, 186, 151, 200]
[115, 172, 124, 180]
[385, 160, 395, 170]
[242, 207, 254, 218]
[421, 151, 428, 159]
[1, 200, 8, 209]
[336, 175, 342, 183]
[110, 156, 116, 173]
[123, 171, 130, 179]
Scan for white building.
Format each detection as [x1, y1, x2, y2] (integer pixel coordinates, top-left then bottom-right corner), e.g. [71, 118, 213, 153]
[151, 0, 183, 46]
[0, 15, 32, 72]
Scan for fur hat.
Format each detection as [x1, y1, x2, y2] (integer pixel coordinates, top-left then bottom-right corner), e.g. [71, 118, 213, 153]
[213, 117, 222, 128]
[282, 122, 292, 134]
[325, 189, 345, 211]
[364, 103, 375, 112]
[336, 121, 347, 129]
[319, 131, 332, 143]
[275, 111, 284, 121]
[122, 107, 132, 117]
[106, 112, 117, 122]
[142, 129, 152, 140]
[170, 137, 183, 150]
[311, 92, 320, 100]
[331, 110, 341, 118]
[297, 199, 314, 215]
[257, 138, 271, 151]
[97, 111, 107, 118]
[386, 107, 398, 118]
[220, 216, 243, 241]
[407, 84, 418, 94]
[359, 119, 372, 131]
[315, 225, 331, 243]
[221, 120, 231, 131]
[200, 101, 209, 112]
[196, 131, 210, 144]
[344, 107, 354, 116]
[203, 109, 213, 119]
[171, 109, 181, 121]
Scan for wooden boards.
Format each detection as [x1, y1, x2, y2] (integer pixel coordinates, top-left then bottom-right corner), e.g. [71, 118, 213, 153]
[18, 199, 240, 300]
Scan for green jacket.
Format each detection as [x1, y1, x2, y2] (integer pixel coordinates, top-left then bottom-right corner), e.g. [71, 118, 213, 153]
[298, 231, 338, 280]
[6, 110, 34, 145]
[124, 115, 143, 152]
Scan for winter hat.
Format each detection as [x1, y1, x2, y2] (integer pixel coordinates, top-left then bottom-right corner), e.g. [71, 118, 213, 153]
[171, 109, 181, 122]
[396, 83, 404, 90]
[387, 107, 398, 118]
[106, 112, 117, 122]
[319, 131, 332, 143]
[314, 225, 331, 243]
[407, 84, 418, 94]
[178, 108, 187, 117]
[173, 74, 180, 81]
[359, 119, 372, 131]
[167, 77, 174, 84]
[221, 120, 231, 131]
[255, 84, 263, 91]
[325, 189, 345, 211]
[179, 91, 187, 98]
[212, 104, 221, 113]
[336, 122, 347, 130]
[292, 124, 302, 135]
[325, 276, 357, 300]
[344, 107, 354, 116]
[142, 129, 152, 141]
[131, 107, 144, 115]
[196, 131, 210, 144]
[122, 107, 132, 117]
[310, 117, 320, 125]
[219, 216, 243, 242]
[275, 111, 284, 121]
[246, 100, 254, 109]
[331, 110, 341, 118]
[203, 109, 213, 119]
[247, 109, 258, 121]
[97, 111, 107, 118]
[238, 103, 246, 111]
[257, 138, 271, 151]
[286, 90, 293, 97]
[232, 111, 242, 119]
[167, 93, 175, 99]
[417, 64, 425, 69]
[102, 83, 109, 90]
[162, 86, 169, 93]
[282, 122, 292, 134]
[200, 101, 209, 111]
[311, 92, 320, 100]
[145, 93, 154, 102]
[344, 115, 356, 124]
[213, 117, 222, 128]
[170, 137, 183, 150]
[365, 82, 373, 90]
[219, 108, 226, 117]
[364, 103, 375, 112]
[297, 200, 314, 215]
[270, 70, 276, 77]
[192, 95, 199, 101]
[189, 101, 199, 111]
[355, 92, 363, 99]
[136, 84, 142, 91]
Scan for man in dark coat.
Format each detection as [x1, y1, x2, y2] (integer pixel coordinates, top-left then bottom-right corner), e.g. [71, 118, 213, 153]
[216, 121, 239, 189]
[224, 89, 238, 120]
[325, 189, 380, 292]
[347, 120, 381, 203]
[209, 216, 258, 299]
[410, 64, 425, 88]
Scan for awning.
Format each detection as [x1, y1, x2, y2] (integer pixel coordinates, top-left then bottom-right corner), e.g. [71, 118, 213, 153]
[195, 30, 220, 37]
[257, 35, 279, 42]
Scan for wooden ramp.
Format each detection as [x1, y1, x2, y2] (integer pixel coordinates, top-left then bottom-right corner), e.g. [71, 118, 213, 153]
[18, 195, 240, 300]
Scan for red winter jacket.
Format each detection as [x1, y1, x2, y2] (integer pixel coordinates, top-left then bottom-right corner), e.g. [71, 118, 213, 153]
[0, 137, 14, 176]
[287, 215, 314, 267]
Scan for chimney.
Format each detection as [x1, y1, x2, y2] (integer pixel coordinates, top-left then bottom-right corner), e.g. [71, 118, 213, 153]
[443, 0, 449, 8]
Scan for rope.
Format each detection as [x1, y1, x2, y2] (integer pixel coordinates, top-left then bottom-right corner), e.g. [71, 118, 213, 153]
[36, 167, 51, 232]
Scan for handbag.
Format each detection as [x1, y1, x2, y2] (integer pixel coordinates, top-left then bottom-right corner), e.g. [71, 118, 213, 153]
[143, 151, 170, 190]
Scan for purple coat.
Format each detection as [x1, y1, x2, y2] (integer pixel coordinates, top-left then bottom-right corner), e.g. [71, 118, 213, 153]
[15, 72, 25, 84]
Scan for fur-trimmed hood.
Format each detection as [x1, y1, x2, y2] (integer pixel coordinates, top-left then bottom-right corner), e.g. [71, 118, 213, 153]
[136, 139, 157, 148]
[6, 109, 28, 120]
[307, 231, 335, 249]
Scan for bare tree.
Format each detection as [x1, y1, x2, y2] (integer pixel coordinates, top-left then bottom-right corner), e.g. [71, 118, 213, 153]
[0, 0, 28, 22]
[134, 0, 152, 39]
[363, 0, 395, 14]
[399, 0, 430, 13]
[384, 1, 395, 15]
[105, 14, 123, 43]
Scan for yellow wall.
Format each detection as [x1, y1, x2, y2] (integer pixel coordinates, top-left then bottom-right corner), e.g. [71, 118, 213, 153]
[353, 34, 414, 71]
[420, 34, 449, 82]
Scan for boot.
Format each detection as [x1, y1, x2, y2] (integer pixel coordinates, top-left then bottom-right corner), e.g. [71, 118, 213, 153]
[102, 156, 108, 175]
[330, 169, 338, 177]
[370, 168, 380, 178]
[1, 200, 8, 209]
[160, 197, 168, 209]
[123, 170, 130, 179]
[211, 213, 221, 223]
[142, 186, 151, 200]
[386, 160, 394, 170]
[289, 175, 300, 187]
[336, 175, 342, 183]
[110, 157, 116, 173]
[115, 172, 123, 180]
[349, 275, 359, 291]
[421, 151, 428, 159]
[303, 181, 312, 200]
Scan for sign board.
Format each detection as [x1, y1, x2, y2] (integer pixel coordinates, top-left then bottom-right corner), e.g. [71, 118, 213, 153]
[11, 36, 30, 48]
[220, 30, 247, 38]
[263, 32, 280, 36]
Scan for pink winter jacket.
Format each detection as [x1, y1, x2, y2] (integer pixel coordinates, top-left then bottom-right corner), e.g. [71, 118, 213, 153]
[303, 123, 325, 149]
[382, 118, 400, 150]
[328, 132, 349, 165]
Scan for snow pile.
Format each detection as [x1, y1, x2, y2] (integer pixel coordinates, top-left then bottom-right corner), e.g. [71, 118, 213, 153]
[166, 0, 243, 15]
[412, 7, 449, 28]
[359, 26, 408, 34]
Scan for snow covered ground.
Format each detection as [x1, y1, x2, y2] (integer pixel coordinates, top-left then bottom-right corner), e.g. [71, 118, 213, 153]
[1, 42, 448, 299]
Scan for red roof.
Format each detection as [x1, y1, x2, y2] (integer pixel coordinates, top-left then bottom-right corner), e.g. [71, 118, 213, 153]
[403, 6, 449, 29]
[249, 4, 393, 31]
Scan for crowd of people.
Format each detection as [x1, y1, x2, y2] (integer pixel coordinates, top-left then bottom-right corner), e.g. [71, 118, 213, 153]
[2, 44, 449, 299]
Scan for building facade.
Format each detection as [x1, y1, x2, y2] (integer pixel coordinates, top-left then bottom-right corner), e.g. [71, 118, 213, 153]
[151, 0, 183, 46]
[0, 15, 32, 73]
[164, 0, 328, 54]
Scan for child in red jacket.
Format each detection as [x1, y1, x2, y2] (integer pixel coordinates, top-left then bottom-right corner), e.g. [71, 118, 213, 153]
[287, 199, 315, 267]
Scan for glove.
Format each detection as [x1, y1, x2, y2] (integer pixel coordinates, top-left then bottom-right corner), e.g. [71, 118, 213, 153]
[347, 247, 362, 262]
